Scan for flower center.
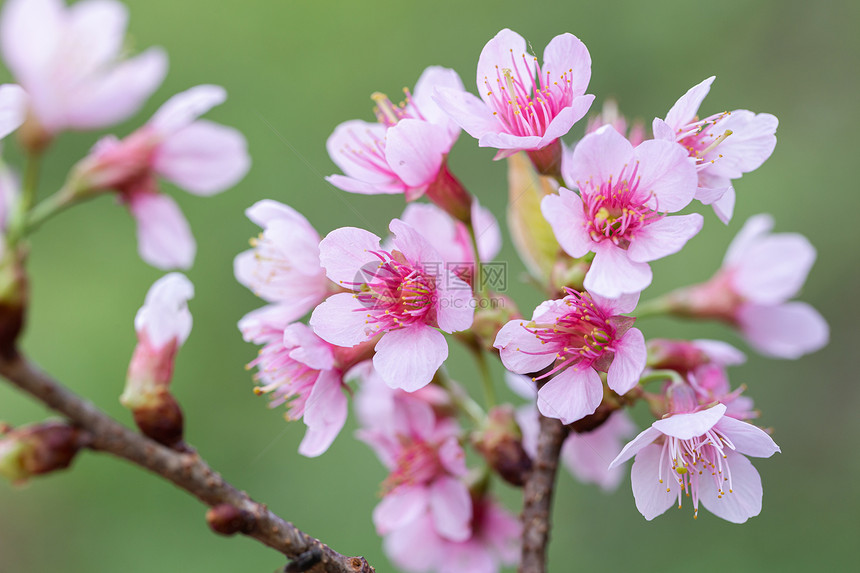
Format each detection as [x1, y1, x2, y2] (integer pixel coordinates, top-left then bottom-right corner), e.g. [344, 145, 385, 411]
[523, 289, 614, 380]
[383, 439, 442, 492]
[676, 112, 733, 169]
[350, 251, 435, 333]
[658, 427, 737, 519]
[579, 162, 662, 248]
[371, 89, 425, 127]
[482, 50, 575, 138]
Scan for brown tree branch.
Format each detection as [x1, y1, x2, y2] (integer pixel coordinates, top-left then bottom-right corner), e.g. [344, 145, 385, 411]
[0, 351, 374, 573]
[518, 411, 569, 573]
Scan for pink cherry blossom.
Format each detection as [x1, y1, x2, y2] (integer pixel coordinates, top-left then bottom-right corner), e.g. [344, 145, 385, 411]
[653, 77, 778, 223]
[610, 402, 780, 523]
[542, 125, 702, 297]
[355, 365, 472, 544]
[382, 495, 520, 573]
[74, 85, 250, 269]
[242, 313, 373, 458]
[674, 214, 828, 359]
[435, 29, 594, 159]
[234, 200, 331, 325]
[495, 288, 646, 423]
[310, 219, 473, 391]
[0, 0, 167, 136]
[326, 66, 464, 203]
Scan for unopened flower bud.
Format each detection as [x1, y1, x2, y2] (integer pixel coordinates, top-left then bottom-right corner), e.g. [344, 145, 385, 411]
[506, 152, 561, 283]
[646, 339, 710, 372]
[425, 162, 473, 224]
[469, 294, 520, 353]
[206, 503, 255, 536]
[0, 422, 89, 484]
[472, 405, 532, 487]
[121, 273, 193, 446]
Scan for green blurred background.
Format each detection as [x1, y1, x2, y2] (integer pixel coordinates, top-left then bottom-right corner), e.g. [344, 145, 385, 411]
[1, 0, 857, 571]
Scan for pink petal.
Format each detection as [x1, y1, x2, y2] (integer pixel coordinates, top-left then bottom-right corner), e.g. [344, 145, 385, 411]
[538, 94, 595, 145]
[325, 173, 405, 195]
[651, 118, 675, 141]
[697, 450, 762, 523]
[66, 0, 128, 69]
[245, 199, 312, 229]
[536, 366, 603, 424]
[373, 486, 429, 534]
[562, 410, 635, 491]
[326, 119, 397, 184]
[430, 476, 472, 542]
[663, 76, 715, 131]
[541, 188, 592, 258]
[154, 120, 249, 195]
[633, 139, 697, 213]
[652, 403, 727, 440]
[373, 324, 447, 391]
[435, 274, 475, 333]
[565, 125, 632, 187]
[725, 214, 774, 266]
[494, 320, 556, 374]
[704, 110, 778, 179]
[0, 84, 26, 139]
[606, 327, 646, 394]
[317, 226, 381, 285]
[283, 323, 335, 370]
[438, 436, 468, 477]
[383, 513, 443, 571]
[412, 65, 464, 134]
[476, 29, 534, 105]
[478, 130, 542, 152]
[711, 185, 736, 224]
[693, 339, 746, 366]
[149, 84, 226, 135]
[472, 201, 502, 262]
[433, 86, 503, 141]
[309, 293, 375, 348]
[385, 119, 450, 187]
[584, 243, 652, 298]
[608, 426, 662, 469]
[298, 370, 347, 457]
[389, 218, 444, 268]
[732, 233, 815, 304]
[542, 33, 591, 97]
[715, 417, 780, 458]
[630, 443, 679, 520]
[237, 303, 303, 343]
[737, 302, 829, 359]
[1, 0, 63, 84]
[589, 291, 640, 316]
[627, 213, 703, 263]
[127, 191, 195, 270]
[64, 47, 168, 130]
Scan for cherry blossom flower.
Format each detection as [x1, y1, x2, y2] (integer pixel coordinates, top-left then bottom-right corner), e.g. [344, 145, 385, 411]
[326, 66, 468, 214]
[653, 77, 778, 223]
[73, 85, 250, 269]
[495, 288, 645, 423]
[382, 495, 520, 573]
[542, 125, 702, 297]
[609, 402, 780, 523]
[0, 0, 167, 137]
[355, 365, 472, 544]
[234, 200, 331, 325]
[244, 319, 371, 458]
[435, 29, 594, 163]
[669, 214, 828, 358]
[310, 219, 473, 391]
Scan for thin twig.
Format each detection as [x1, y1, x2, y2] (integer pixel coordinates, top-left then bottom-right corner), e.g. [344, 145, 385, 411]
[0, 351, 374, 573]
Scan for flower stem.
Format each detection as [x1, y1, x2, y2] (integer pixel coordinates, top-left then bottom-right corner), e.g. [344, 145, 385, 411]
[465, 219, 489, 300]
[473, 347, 497, 408]
[632, 295, 673, 319]
[638, 369, 686, 386]
[25, 186, 79, 235]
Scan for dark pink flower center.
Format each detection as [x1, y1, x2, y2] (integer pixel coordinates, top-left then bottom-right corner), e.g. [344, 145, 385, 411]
[483, 51, 575, 138]
[349, 251, 436, 332]
[524, 290, 615, 379]
[383, 439, 442, 492]
[579, 162, 662, 248]
[657, 427, 736, 519]
[371, 89, 426, 127]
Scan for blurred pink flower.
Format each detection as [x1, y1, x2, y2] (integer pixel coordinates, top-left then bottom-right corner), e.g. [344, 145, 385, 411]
[542, 126, 702, 297]
[0, 0, 167, 135]
[675, 214, 828, 358]
[326, 66, 464, 201]
[76, 85, 249, 269]
[355, 365, 472, 544]
[435, 28, 594, 159]
[0, 83, 26, 140]
[653, 77, 778, 223]
[234, 200, 331, 324]
[310, 219, 473, 391]
[610, 402, 780, 523]
[495, 288, 645, 424]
